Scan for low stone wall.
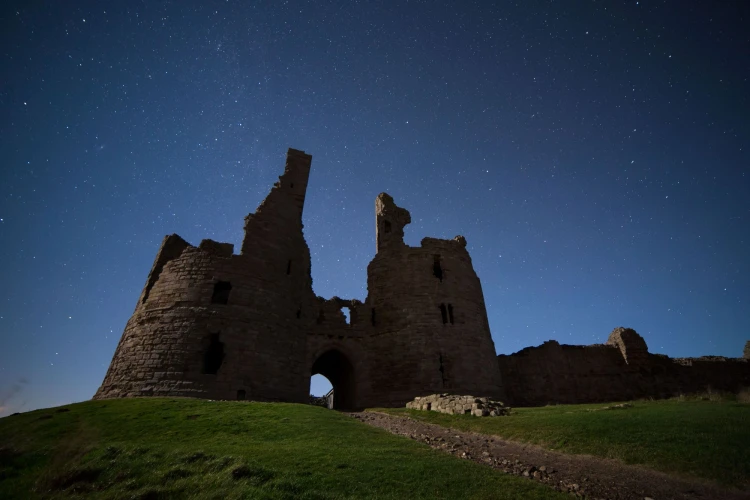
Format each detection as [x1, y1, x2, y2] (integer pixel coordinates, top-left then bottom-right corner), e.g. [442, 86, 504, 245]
[406, 394, 510, 416]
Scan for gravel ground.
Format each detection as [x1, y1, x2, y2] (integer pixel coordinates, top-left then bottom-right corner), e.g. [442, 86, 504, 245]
[349, 411, 750, 500]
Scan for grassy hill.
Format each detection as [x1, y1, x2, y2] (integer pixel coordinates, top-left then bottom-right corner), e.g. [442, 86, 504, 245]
[0, 398, 565, 499]
[380, 398, 750, 488]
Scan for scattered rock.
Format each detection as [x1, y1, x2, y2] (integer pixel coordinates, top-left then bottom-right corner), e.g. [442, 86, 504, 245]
[405, 394, 511, 416]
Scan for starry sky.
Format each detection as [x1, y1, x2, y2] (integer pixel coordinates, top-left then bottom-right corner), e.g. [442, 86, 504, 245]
[1, 1, 748, 413]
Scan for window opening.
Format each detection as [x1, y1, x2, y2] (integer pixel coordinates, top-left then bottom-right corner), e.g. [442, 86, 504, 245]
[296, 308, 302, 319]
[433, 255, 443, 282]
[202, 334, 225, 374]
[439, 304, 448, 324]
[448, 304, 454, 324]
[211, 281, 231, 304]
[371, 308, 376, 326]
[286, 260, 292, 275]
[237, 389, 246, 400]
[290, 183, 294, 188]
[383, 220, 391, 233]
[342, 307, 351, 324]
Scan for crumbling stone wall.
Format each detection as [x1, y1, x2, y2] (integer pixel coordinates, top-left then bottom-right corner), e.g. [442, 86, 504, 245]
[95, 148, 504, 409]
[497, 329, 750, 407]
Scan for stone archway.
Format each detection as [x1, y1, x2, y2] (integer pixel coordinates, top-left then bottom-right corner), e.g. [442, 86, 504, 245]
[311, 349, 356, 410]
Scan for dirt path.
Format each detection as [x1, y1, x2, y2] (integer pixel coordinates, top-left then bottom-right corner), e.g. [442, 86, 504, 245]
[349, 411, 749, 500]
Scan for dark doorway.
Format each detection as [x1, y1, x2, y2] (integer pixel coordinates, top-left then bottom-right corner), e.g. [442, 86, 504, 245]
[202, 334, 224, 374]
[311, 349, 356, 410]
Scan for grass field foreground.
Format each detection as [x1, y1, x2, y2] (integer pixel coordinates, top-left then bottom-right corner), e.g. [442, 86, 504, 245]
[0, 398, 567, 499]
[378, 399, 750, 487]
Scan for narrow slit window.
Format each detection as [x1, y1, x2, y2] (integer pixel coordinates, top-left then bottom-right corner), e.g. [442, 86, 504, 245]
[371, 308, 376, 326]
[439, 353, 447, 387]
[383, 220, 391, 233]
[439, 304, 448, 324]
[286, 260, 292, 275]
[202, 334, 224, 374]
[432, 255, 443, 282]
[447, 304, 454, 324]
[211, 281, 232, 304]
[237, 389, 246, 400]
[296, 308, 301, 319]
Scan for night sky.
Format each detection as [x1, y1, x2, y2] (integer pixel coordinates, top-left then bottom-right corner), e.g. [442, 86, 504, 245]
[1, 1, 748, 414]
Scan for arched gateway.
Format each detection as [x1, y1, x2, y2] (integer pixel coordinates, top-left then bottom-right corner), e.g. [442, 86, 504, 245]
[93, 149, 506, 408]
[311, 349, 356, 410]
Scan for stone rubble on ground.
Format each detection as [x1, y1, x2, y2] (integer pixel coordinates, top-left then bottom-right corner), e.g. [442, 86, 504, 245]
[405, 394, 511, 416]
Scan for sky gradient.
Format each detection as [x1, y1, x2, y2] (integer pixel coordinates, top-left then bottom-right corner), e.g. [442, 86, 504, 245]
[1, 1, 748, 414]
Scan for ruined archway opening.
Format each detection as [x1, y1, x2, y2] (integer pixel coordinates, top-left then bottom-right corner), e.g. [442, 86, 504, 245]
[311, 349, 356, 411]
[309, 374, 333, 408]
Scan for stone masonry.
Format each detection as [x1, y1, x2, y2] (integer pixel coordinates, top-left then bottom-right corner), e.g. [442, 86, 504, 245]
[406, 394, 511, 417]
[94, 148, 504, 410]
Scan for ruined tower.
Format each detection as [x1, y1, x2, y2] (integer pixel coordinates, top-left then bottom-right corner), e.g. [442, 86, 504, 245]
[95, 148, 504, 409]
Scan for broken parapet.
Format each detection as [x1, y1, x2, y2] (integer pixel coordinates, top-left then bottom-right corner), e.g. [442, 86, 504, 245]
[375, 192, 411, 252]
[406, 394, 511, 417]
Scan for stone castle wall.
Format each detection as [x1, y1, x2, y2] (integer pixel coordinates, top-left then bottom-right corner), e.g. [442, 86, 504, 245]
[497, 328, 750, 407]
[95, 149, 504, 409]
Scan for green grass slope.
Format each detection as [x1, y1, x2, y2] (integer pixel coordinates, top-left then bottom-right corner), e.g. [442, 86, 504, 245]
[380, 399, 750, 487]
[0, 398, 565, 499]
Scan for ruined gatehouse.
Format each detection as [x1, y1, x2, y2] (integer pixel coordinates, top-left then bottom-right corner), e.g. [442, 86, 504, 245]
[94, 149, 504, 409]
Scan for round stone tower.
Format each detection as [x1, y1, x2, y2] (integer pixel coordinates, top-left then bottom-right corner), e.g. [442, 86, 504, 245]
[94, 149, 317, 402]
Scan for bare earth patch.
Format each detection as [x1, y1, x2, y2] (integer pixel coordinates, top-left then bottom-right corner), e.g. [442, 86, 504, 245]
[350, 411, 750, 500]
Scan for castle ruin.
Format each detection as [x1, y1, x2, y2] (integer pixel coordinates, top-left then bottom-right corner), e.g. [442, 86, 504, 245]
[94, 149, 504, 409]
[95, 149, 750, 409]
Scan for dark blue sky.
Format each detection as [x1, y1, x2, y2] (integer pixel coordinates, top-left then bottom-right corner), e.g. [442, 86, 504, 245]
[1, 1, 748, 413]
